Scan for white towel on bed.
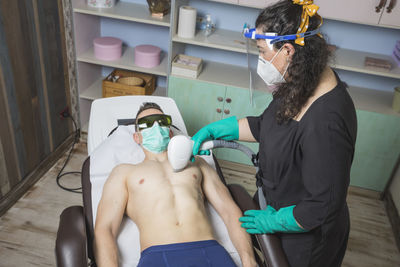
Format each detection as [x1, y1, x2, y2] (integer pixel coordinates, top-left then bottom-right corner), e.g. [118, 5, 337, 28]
[90, 125, 241, 267]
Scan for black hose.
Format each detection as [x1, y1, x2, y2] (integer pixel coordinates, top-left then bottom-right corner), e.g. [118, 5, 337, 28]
[211, 140, 258, 167]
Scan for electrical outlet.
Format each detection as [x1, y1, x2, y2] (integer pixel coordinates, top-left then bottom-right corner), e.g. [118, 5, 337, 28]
[59, 107, 70, 119]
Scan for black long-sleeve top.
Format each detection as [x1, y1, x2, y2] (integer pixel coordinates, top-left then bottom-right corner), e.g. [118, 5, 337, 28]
[247, 78, 357, 231]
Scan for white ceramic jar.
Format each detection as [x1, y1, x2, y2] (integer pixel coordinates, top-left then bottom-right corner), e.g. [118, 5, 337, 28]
[87, 0, 116, 8]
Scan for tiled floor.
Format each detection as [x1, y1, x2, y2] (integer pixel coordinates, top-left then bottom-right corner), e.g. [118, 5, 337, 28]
[0, 142, 399, 266]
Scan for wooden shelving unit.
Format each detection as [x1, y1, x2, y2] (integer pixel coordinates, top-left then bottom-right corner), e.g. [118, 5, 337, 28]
[71, 0, 400, 136]
[170, 45, 400, 118]
[169, 0, 400, 118]
[80, 78, 166, 101]
[77, 47, 169, 77]
[172, 28, 257, 54]
[173, 27, 400, 80]
[333, 48, 400, 79]
[73, 0, 170, 27]
[71, 0, 171, 133]
[348, 86, 399, 117]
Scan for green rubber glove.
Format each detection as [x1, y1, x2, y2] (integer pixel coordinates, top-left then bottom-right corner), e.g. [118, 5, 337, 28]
[192, 116, 239, 156]
[239, 205, 307, 234]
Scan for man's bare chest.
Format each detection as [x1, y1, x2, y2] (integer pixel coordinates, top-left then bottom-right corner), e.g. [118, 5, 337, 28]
[126, 162, 203, 194]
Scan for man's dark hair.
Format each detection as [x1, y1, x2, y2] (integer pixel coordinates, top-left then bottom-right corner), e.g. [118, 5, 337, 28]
[135, 102, 164, 131]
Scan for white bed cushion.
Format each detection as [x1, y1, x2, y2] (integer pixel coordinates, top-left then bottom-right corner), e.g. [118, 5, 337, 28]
[87, 96, 187, 155]
[90, 125, 242, 266]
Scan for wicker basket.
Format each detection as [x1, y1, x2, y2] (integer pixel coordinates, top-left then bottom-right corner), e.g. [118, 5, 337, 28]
[102, 69, 156, 98]
[118, 77, 144, 86]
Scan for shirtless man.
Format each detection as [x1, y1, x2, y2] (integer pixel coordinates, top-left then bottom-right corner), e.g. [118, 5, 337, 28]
[94, 102, 256, 267]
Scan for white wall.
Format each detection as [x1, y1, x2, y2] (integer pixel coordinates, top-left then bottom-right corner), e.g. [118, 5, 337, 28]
[389, 164, 400, 214]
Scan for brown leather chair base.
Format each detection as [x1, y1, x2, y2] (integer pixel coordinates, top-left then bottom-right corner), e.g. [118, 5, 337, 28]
[55, 156, 289, 267]
[55, 206, 88, 267]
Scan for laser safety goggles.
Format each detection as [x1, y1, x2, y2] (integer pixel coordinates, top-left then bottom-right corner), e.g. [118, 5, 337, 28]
[137, 114, 172, 131]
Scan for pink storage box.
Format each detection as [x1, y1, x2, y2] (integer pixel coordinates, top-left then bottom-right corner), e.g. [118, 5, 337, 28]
[134, 45, 161, 68]
[93, 37, 122, 61]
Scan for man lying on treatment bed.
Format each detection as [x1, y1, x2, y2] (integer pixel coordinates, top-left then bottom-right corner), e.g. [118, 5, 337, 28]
[94, 102, 256, 267]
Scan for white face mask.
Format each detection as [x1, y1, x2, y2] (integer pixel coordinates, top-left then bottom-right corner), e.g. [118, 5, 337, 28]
[257, 46, 289, 86]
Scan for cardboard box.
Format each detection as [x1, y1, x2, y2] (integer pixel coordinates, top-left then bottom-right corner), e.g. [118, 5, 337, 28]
[102, 69, 156, 98]
[364, 56, 392, 71]
[171, 54, 203, 78]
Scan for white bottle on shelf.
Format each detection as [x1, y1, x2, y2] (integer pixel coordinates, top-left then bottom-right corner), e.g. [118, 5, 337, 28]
[204, 14, 214, 37]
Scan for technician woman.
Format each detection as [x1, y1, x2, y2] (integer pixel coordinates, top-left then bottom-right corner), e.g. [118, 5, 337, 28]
[192, 1, 357, 266]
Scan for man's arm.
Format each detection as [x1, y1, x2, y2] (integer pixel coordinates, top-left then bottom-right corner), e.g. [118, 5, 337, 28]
[94, 164, 129, 267]
[197, 157, 256, 267]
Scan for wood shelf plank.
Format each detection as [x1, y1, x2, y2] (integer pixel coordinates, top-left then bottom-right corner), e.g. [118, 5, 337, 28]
[206, 0, 400, 30]
[72, 1, 170, 27]
[80, 79, 103, 100]
[180, 60, 252, 88]
[190, 60, 274, 92]
[332, 48, 400, 79]
[347, 86, 399, 117]
[77, 46, 168, 77]
[79, 78, 167, 101]
[173, 29, 400, 79]
[207, 0, 273, 9]
[81, 122, 89, 134]
[173, 28, 258, 54]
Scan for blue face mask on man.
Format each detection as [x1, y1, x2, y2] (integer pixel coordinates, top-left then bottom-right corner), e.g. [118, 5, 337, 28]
[141, 122, 170, 153]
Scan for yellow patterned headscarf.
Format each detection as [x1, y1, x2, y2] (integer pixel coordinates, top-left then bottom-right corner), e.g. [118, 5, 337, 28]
[292, 0, 323, 46]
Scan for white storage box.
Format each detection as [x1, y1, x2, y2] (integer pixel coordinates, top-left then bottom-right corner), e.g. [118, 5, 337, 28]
[171, 54, 203, 78]
[87, 0, 115, 8]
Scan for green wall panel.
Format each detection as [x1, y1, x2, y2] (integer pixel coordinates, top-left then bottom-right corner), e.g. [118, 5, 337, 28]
[351, 110, 400, 191]
[168, 76, 225, 136]
[216, 86, 273, 165]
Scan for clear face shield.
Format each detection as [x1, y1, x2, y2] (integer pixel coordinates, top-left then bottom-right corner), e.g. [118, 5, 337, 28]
[242, 27, 321, 95]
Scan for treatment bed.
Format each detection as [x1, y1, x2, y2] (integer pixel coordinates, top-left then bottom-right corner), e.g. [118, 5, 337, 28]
[55, 96, 289, 267]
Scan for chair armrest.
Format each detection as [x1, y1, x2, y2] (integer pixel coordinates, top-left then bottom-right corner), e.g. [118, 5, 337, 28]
[55, 206, 88, 267]
[228, 184, 289, 267]
[228, 184, 258, 211]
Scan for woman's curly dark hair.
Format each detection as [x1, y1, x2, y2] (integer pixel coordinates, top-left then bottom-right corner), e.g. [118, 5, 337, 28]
[256, 0, 331, 124]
